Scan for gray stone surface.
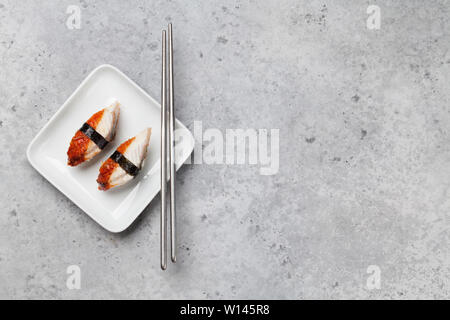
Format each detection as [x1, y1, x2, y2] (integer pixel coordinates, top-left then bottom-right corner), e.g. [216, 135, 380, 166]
[0, 0, 449, 299]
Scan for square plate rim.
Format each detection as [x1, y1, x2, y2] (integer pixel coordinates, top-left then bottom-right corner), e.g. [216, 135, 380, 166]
[26, 64, 194, 232]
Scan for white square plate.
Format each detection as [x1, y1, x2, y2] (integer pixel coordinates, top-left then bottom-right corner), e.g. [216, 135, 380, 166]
[27, 64, 194, 232]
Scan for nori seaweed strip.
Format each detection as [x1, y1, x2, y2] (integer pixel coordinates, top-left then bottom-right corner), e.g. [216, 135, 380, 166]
[79, 123, 109, 149]
[110, 151, 140, 176]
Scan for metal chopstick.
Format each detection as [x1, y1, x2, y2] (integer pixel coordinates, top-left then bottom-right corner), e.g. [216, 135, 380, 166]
[168, 23, 176, 263]
[160, 29, 167, 271]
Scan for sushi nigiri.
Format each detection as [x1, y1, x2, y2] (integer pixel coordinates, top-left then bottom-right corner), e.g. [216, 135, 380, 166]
[67, 102, 120, 166]
[97, 128, 152, 191]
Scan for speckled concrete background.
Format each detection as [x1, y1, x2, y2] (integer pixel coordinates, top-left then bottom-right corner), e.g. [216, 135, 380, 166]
[0, 0, 449, 299]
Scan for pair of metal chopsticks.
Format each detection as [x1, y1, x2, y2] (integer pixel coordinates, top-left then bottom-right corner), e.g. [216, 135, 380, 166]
[161, 23, 176, 270]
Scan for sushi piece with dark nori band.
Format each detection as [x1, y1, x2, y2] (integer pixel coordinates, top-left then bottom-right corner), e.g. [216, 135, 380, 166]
[67, 102, 120, 166]
[97, 128, 151, 191]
